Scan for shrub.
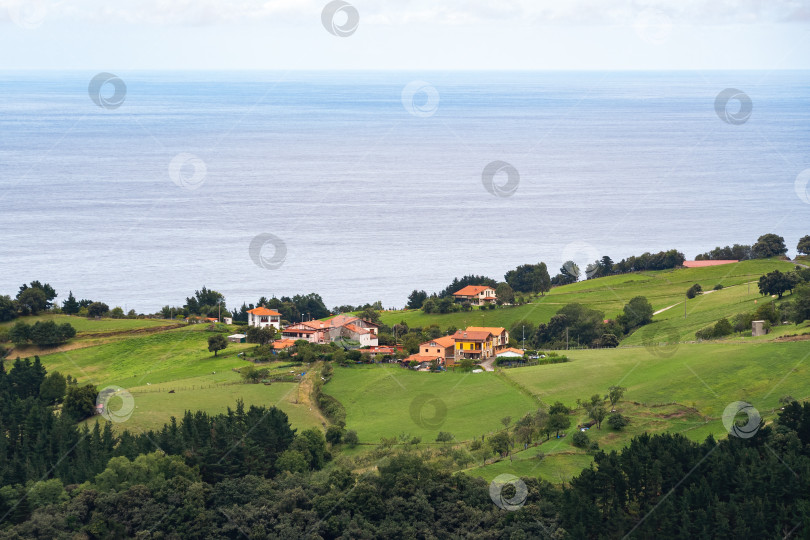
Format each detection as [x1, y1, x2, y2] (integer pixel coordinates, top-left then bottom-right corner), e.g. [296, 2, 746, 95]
[572, 430, 590, 448]
[686, 283, 703, 299]
[325, 425, 344, 445]
[607, 412, 630, 431]
[344, 430, 359, 447]
[713, 317, 733, 337]
[713, 284, 724, 290]
[549, 401, 570, 415]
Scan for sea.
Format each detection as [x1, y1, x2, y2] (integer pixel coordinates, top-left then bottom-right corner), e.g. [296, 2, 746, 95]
[1, 70, 809, 313]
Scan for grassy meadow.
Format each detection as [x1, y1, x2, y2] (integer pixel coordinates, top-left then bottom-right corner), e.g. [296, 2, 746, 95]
[378, 258, 795, 334]
[4, 257, 808, 484]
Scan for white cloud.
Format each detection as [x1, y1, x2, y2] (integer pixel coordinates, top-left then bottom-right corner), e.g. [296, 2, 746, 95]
[2, 0, 808, 27]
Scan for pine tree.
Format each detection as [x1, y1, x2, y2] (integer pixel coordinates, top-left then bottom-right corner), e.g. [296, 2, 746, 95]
[62, 291, 80, 315]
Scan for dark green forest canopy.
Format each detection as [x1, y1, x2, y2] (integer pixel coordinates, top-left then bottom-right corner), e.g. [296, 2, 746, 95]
[2, 358, 810, 538]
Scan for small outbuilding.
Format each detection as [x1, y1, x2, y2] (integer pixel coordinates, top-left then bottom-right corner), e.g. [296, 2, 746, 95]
[228, 333, 247, 343]
[751, 320, 767, 337]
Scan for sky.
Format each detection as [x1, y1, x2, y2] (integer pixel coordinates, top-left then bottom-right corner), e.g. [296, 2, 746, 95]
[0, 0, 809, 70]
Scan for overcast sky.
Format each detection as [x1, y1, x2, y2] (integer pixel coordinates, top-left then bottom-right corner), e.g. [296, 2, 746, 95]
[1, 0, 809, 70]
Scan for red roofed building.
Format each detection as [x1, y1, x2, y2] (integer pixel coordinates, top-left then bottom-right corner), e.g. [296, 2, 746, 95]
[247, 307, 282, 330]
[281, 315, 379, 346]
[452, 329, 495, 361]
[418, 335, 456, 366]
[683, 260, 739, 268]
[452, 285, 497, 305]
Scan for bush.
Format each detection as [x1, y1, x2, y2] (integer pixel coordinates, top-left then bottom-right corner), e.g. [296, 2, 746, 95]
[607, 412, 630, 431]
[325, 425, 344, 445]
[86, 302, 110, 318]
[572, 430, 590, 448]
[344, 430, 359, 447]
[696, 317, 735, 340]
[549, 401, 570, 415]
[713, 317, 733, 337]
[713, 284, 724, 290]
[686, 284, 703, 299]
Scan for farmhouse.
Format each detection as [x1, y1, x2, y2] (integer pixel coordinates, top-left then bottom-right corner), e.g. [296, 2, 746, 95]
[247, 307, 282, 329]
[465, 326, 509, 351]
[417, 335, 456, 366]
[452, 285, 497, 305]
[452, 329, 495, 361]
[281, 314, 379, 347]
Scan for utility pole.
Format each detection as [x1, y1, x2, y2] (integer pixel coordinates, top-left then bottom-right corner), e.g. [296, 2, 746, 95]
[522, 325, 525, 350]
[684, 295, 687, 318]
[566, 327, 569, 350]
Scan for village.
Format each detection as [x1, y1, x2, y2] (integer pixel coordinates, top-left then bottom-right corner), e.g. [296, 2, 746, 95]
[214, 284, 524, 372]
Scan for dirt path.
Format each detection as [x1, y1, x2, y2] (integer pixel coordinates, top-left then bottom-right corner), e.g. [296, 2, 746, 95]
[479, 356, 496, 371]
[296, 361, 329, 428]
[652, 286, 727, 315]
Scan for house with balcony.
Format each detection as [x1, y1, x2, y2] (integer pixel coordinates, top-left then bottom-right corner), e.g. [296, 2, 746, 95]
[247, 307, 282, 329]
[465, 326, 509, 351]
[452, 329, 495, 362]
[452, 285, 497, 305]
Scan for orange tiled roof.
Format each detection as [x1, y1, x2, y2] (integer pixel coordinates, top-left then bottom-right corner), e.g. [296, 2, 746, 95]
[422, 335, 455, 348]
[452, 330, 493, 341]
[248, 307, 281, 316]
[453, 285, 493, 296]
[272, 338, 297, 349]
[683, 260, 738, 268]
[404, 354, 444, 363]
[466, 326, 506, 335]
[496, 347, 525, 356]
[344, 323, 371, 335]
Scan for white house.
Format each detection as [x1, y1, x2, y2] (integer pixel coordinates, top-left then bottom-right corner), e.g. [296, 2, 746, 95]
[247, 307, 281, 329]
[496, 347, 525, 358]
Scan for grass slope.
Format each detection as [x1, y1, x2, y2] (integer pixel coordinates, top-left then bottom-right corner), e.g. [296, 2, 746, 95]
[0, 314, 174, 333]
[379, 259, 795, 338]
[84, 381, 322, 434]
[37, 325, 324, 433]
[325, 365, 538, 443]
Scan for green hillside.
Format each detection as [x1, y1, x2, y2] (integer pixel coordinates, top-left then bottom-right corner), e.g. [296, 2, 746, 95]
[379, 259, 796, 341]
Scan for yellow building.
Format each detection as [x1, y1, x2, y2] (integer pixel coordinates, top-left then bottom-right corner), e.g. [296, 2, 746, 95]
[452, 329, 495, 361]
[465, 327, 509, 350]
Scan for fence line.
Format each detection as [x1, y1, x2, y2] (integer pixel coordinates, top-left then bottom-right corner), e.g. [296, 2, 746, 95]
[132, 380, 243, 394]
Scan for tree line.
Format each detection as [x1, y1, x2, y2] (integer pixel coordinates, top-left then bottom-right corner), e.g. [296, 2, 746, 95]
[695, 233, 808, 260]
[3, 355, 810, 538]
